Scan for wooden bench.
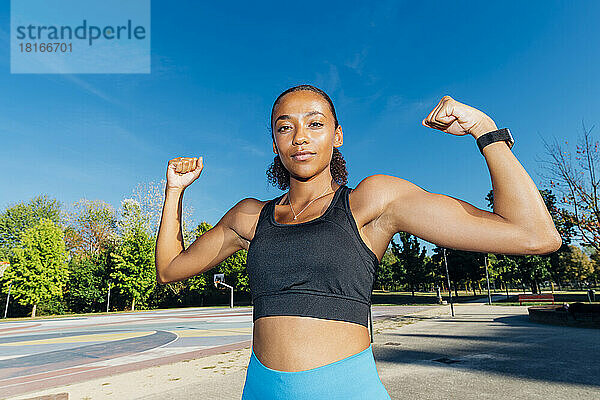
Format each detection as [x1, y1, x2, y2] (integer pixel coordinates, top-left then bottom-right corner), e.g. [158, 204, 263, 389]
[518, 294, 555, 305]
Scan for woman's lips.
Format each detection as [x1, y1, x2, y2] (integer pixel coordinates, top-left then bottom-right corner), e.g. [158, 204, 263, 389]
[292, 153, 316, 161]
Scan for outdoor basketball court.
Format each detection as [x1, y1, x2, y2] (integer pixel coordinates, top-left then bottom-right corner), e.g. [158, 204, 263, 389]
[0, 305, 430, 398]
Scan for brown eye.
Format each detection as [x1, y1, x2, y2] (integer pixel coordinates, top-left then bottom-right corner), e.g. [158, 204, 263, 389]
[278, 125, 291, 132]
[310, 122, 323, 127]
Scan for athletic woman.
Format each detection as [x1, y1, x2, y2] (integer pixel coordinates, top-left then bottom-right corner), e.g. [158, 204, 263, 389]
[155, 84, 562, 399]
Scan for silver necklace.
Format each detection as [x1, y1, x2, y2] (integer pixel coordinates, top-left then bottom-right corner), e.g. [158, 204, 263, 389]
[283, 186, 333, 220]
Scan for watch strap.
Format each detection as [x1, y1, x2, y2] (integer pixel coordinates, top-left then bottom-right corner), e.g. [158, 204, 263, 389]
[476, 128, 514, 155]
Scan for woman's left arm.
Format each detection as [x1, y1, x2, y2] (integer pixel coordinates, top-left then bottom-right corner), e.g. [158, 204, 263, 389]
[370, 95, 562, 255]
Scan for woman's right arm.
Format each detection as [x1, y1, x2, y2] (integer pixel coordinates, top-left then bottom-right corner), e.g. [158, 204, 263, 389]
[155, 187, 249, 284]
[155, 187, 184, 283]
[155, 156, 256, 284]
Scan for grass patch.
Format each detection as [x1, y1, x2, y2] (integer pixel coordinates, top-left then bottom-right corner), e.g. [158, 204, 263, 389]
[493, 301, 600, 306]
[372, 291, 489, 305]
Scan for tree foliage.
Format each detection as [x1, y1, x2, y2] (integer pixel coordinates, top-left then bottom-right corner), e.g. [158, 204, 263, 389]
[1, 218, 69, 317]
[62, 199, 118, 259]
[538, 122, 600, 251]
[0, 194, 62, 259]
[109, 199, 156, 311]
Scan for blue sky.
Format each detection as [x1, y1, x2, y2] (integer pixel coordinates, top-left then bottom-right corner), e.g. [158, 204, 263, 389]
[1, 1, 598, 254]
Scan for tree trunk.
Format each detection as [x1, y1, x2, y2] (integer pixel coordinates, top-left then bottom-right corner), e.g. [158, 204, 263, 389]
[531, 281, 538, 294]
[31, 303, 37, 318]
[472, 282, 477, 297]
[131, 297, 136, 311]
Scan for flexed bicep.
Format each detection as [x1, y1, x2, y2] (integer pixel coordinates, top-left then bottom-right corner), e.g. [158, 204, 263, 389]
[373, 174, 552, 255]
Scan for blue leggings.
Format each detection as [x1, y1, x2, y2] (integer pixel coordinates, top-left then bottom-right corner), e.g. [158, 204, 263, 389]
[241, 343, 391, 400]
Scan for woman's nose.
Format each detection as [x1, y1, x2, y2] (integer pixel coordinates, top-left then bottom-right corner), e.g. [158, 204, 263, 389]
[293, 126, 309, 144]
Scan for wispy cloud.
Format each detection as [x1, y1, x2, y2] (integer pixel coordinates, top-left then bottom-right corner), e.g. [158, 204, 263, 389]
[229, 137, 268, 158]
[364, 0, 400, 28]
[349, 94, 439, 148]
[206, 133, 268, 159]
[44, 52, 181, 109]
[382, 94, 439, 117]
[315, 62, 341, 93]
[61, 75, 123, 106]
[345, 47, 369, 75]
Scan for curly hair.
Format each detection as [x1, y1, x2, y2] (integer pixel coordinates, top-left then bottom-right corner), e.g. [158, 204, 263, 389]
[266, 84, 349, 190]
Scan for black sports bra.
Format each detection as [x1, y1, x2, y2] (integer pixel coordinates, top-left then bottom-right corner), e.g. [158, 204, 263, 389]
[246, 184, 379, 328]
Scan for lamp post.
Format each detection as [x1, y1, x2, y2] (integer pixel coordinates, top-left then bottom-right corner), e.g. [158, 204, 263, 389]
[3, 281, 12, 319]
[106, 282, 111, 313]
[443, 248, 455, 317]
[484, 255, 492, 305]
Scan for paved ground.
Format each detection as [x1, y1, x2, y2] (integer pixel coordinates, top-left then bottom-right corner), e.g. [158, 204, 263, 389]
[375, 304, 600, 399]
[4, 304, 599, 399]
[0, 305, 430, 399]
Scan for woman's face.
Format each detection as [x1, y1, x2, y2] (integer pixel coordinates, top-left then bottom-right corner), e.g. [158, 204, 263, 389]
[271, 90, 343, 181]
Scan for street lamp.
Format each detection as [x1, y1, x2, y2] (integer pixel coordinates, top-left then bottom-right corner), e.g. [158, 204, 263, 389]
[443, 248, 455, 317]
[484, 255, 492, 305]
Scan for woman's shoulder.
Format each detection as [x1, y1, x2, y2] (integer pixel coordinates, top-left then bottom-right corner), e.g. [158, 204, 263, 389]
[349, 174, 414, 235]
[227, 196, 276, 247]
[351, 174, 417, 203]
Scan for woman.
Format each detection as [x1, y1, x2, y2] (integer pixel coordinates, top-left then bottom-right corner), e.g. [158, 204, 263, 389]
[155, 84, 562, 399]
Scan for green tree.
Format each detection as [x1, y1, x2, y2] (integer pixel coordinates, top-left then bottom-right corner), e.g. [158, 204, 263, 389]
[109, 199, 156, 311]
[62, 199, 117, 260]
[1, 218, 69, 317]
[465, 252, 486, 296]
[65, 251, 112, 313]
[375, 248, 396, 291]
[563, 245, 594, 287]
[190, 221, 250, 306]
[514, 255, 551, 293]
[390, 233, 428, 297]
[488, 253, 519, 297]
[423, 254, 443, 291]
[431, 247, 481, 297]
[486, 188, 561, 292]
[586, 246, 600, 286]
[0, 194, 62, 258]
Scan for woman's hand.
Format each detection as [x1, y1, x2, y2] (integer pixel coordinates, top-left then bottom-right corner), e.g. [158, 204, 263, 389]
[422, 95, 497, 139]
[166, 156, 203, 191]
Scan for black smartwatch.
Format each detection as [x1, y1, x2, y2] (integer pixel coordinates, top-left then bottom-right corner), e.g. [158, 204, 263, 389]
[476, 128, 514, 155]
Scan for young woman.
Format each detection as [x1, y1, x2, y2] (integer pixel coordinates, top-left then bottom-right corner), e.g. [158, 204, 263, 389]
[155, 84, 562, 399]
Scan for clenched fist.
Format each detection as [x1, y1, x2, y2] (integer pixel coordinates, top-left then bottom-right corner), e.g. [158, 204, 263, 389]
[166, 156, 203, 191]
[422, 95, 497, 139]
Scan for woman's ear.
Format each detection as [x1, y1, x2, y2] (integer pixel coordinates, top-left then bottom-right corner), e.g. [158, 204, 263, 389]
[334, 125, 343, 146]
[272, 140, 278, 155]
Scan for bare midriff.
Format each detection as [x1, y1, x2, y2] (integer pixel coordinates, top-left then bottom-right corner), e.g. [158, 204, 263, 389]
[251, 315, 371, 372]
